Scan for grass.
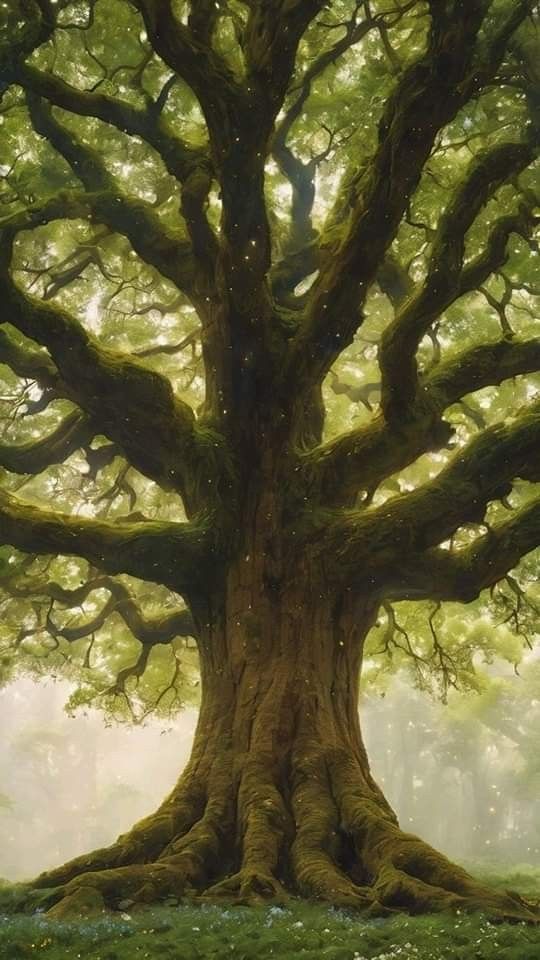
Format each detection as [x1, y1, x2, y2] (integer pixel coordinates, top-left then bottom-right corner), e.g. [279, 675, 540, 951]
[0, 865, 538, 960]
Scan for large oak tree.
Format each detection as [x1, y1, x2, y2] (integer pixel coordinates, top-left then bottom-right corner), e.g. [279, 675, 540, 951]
[0, 0, 539, 920]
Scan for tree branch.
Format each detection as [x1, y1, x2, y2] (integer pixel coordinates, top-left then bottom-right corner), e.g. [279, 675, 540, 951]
[132, 0, 239, 114]
[389, 497, 540, 603]
[0, 232, 202, 501]
[0, 327, 61, 392]
[0, 408, 94, 474]
[134, 2, 326, 422]
[301, 335, 540, 506]
[24, 94, 201, 300]
[424, 337, 540, 409]
[4, 573, 197, 643]
[316, 401, 540, 585]
[0, 487, 214, 597]
[271, 6, 378, 262]
[284, 1, 531, 397]
[379, 139, 537, 420]
[16, 69, 219, 286]
[16, 64, 209, 186]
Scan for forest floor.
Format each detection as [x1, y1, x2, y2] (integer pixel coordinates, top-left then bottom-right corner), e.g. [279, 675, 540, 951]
[0, 863, 539, 960]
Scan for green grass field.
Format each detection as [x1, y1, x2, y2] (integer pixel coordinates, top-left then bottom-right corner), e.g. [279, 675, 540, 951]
[0, 864, 538, 960]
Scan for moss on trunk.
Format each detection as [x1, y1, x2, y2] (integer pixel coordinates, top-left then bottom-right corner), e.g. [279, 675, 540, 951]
[28, 577, 538, 923]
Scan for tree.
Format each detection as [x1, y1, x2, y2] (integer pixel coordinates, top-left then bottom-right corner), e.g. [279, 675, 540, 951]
[0, 0, 539, 921]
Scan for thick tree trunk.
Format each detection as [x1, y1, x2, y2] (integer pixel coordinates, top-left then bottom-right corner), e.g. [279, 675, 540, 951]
[28, 569, 537, 922]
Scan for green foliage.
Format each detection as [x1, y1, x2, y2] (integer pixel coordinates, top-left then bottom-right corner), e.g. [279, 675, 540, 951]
[361, 662, 540, 863]
[0, 792, 14, 813]
[0, 0, 538, 718]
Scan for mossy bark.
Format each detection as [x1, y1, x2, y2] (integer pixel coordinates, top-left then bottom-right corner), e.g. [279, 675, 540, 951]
[30, 563, 537, 922]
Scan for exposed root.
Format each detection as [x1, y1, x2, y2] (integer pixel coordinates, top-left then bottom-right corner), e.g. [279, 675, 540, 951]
[238, 753, 293, 882]
[33, 813, 174, 890]
[334, 771, 539, 921]
[33, 773, 207, 890]
[19, 743, 540, 922]
[374, 864, 461, 913]
[46, 887, 106, 920]
[290, 748, 374, 909]
[203, 869, 287, 905]
[158, 754, 235, 876]
[43, 861, 192, 918]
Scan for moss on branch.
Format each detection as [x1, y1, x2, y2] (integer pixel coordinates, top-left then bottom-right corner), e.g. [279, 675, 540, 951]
[425, 338, 540, 408]
[285, 2, 494, 395]
[0, 408, 93, 474]
[302, 336, 540, 508]
[0, 486, 215, 596]
[314, 403, 540, 586]
[0, 229, 222, 502]
[379, 141, 537, 421]
[393, 496, 540, 603]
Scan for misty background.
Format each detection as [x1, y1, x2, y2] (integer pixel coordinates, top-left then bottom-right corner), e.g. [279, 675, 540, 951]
[1, 665, 539, 883]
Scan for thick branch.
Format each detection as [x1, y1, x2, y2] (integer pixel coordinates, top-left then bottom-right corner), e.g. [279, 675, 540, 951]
[0, 409, 93, 474]
[243, 2, 326, 107]
[424, 337, 540, 409]
[125, 6, 273, 420]
[2, 30, 218, 287]
[285, 1, 531, 396]
[1, 188, 196, 299]
[0, 488, 214, 597]
[25, 94, 200, 299]
[391, 497, 540, 603]
[272, 9, 376, 259]
[16, 64, 209, 186]
[379, 140, 537, 419]
[271, 4, 417, 292]
[0, 327, 61, 391]
[132, 0, 239, 118]
[0, 232, 201, 500]
[135, 3, 325, 420]
[301, 336, 540, 506]
[317, 403, 540, 585]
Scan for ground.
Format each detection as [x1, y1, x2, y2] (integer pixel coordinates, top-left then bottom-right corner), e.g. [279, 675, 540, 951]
[0, 864, 539, 960]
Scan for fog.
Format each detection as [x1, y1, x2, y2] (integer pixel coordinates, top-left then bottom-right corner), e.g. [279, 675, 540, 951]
[1, 675, 538, 883]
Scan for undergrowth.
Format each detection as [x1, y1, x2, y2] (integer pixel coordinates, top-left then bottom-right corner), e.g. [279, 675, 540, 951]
[0, 864, 538, 960]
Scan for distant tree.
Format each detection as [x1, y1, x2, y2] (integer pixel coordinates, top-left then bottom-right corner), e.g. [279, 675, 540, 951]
[0, 0, 539, 919]
[363, 663, 540, 863]
[0, 793, 14, 813]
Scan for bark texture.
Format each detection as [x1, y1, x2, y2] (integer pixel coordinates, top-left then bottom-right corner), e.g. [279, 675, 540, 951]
[1, 0, 540, 928]
[30, 564, 538, 922]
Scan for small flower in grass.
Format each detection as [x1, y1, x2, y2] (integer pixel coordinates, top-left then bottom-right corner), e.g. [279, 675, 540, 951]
[268, 906, 286, 916]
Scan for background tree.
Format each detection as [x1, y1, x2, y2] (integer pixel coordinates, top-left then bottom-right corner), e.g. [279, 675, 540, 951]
[361, 659, 540, 864]
[0, 0, 539, 920]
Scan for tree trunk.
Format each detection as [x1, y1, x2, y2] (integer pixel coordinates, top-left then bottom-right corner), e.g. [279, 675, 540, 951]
[29, 565, 536, 921]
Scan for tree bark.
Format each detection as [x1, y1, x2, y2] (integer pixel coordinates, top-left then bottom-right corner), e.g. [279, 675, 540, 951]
[29, 560, 537, 922]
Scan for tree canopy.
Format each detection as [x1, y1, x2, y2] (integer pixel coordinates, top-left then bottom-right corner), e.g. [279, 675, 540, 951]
[0, 0, 538, 719]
